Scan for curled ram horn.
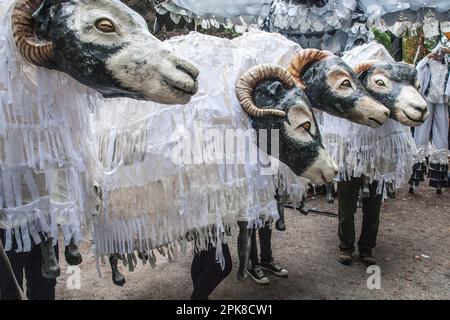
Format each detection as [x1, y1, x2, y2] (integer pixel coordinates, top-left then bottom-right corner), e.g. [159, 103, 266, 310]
[12, 0, 54, 66]
[288, 49, 332, 89]
[353, 60, 378, 75]
[236, 64, 295, 118]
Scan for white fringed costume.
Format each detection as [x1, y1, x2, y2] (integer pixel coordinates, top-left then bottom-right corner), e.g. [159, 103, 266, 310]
[92, 30, 306, 263]
[321, 42, 417, 195]
[0, 0, 99, 251]
[1, 0, 305, 268]
[410, 46, 449, 190]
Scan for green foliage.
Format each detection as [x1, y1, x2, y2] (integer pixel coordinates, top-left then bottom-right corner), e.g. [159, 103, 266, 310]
[372, 28, 394, 55]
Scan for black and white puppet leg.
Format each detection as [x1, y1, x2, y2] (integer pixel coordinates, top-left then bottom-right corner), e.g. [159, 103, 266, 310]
[40, 236, 61, 279]
[274, 189, 287, 231]
[64, 237, 82, 266]
[428, 163, 448, 193]
[109, 254, 126, 286]
[386, 181, 396, 199]
[408, 162, 427, 194]
[361, 176, 370, 198]
[428, 150, 449, 194]
[237, 221, 253, 281]
[275, 200, 286, 231]
[296, 199, 309, 216]
[326, 183, 336, 204]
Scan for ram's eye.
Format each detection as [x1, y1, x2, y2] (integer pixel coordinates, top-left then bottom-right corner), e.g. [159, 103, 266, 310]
[375, 79, 385, 87]
[302, 121, 311, 131]
[95, 19, 116, 33]
[340, 80, 351, 88]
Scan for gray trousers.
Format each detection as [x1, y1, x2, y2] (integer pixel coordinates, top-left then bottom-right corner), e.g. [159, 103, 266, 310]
[338, 178, 382, 253]
[414, 101, 449, 151]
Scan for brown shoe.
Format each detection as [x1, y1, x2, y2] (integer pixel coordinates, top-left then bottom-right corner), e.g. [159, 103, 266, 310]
[359, 250, 376, 266]
[338, 249, 353, 265]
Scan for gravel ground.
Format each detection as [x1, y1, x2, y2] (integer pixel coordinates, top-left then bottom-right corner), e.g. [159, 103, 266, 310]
[56, 184, 450, 300]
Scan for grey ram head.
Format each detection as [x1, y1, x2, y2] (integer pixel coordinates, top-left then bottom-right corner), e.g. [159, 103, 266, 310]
[236, 64, 337, 185]
[354, 61, 428, 127]
[11, 0, 199, 104]
[288, 49, 391, 128]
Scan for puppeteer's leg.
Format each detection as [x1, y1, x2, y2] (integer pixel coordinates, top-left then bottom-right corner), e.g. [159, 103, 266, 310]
[246, 225, 270, 285]
[358, 181, 382, 266]
[26, 239, 58, 300]
[259, 222, 288, 277]
[191, 244, 232, 300]
[0, 230, 25, 300]
[337, 178, 361, 265]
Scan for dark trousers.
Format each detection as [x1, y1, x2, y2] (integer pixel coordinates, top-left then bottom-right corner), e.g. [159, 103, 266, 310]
[191, 244, 232, 300]
[337, 178, 382, 253]
[249, 222, 272, 267]
[0, 230, 58, 300]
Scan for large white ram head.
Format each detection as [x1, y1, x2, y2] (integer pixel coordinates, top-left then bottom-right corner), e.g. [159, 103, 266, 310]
[12, 0, 199, 104]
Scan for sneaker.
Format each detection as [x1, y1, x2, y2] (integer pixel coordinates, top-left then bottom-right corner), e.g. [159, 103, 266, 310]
[338, 249, 353, 265]
[261, 260, 288, 277]
[359, 250, 376, 266]
[246, 265, 270, 285]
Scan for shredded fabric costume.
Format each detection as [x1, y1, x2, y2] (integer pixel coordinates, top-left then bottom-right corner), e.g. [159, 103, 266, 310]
[321, 42, 417, 195]
[91, 30, 307, 266]
[410, 45, 449, 189]
[0, 0, 99, 252]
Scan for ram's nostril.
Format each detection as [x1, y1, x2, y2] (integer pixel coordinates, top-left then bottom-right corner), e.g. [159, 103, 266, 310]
[384, 111, 390, 118]
[176, 60, 199, 80]
[413, 104, 427, 112]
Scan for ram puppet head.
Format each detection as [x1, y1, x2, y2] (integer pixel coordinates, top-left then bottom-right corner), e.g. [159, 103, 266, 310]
[354, 61, 428, 127]
[12, 0, 199, 104]
[288, 49, 390, 128]
[236, 64, 337, 185]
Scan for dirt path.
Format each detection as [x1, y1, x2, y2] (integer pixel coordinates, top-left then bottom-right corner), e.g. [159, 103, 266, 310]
[56, 184, 450, 300]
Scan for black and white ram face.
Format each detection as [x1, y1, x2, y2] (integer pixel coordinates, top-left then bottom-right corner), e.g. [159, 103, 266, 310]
[251, 80, 337, 185]
[301, 57, 391, 128]
[32, 0, 199, 104]
[358, 63, 428, 126]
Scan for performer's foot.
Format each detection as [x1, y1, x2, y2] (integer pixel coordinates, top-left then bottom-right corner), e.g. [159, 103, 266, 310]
[338, 249, 353, 265]
[359, 250, 376, 266]
[408, 186, 414, 194]
[261, 260, 288, 277]
[436, 188, 443, 195]
[246, 266, 269, 285]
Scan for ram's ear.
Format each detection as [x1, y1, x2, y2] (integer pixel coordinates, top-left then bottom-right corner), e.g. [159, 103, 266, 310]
[33, 0, 62, 38]
[267, 81, 283, 97]
[301, 63, 316, 85]
[357, 70, 370, 82]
